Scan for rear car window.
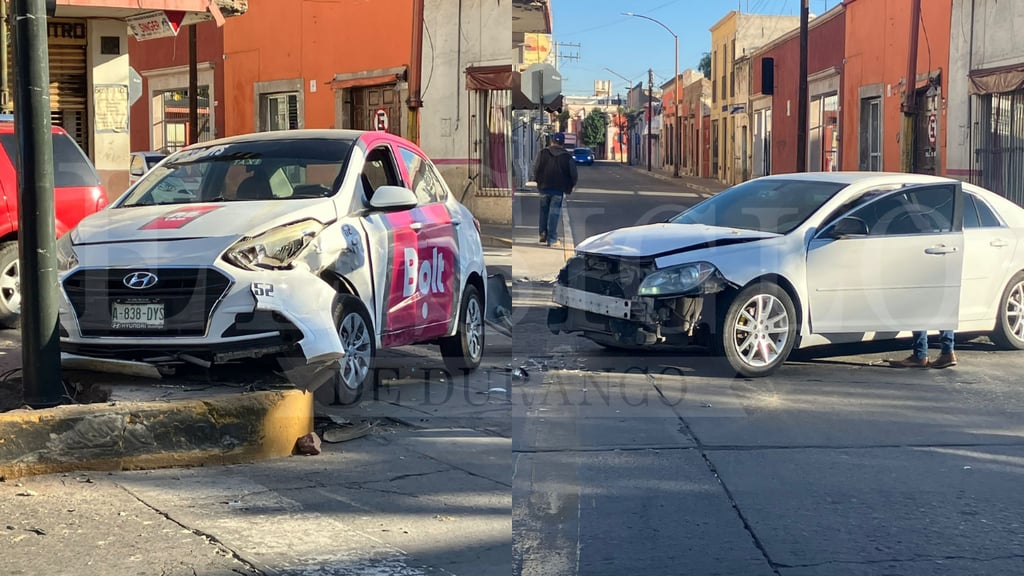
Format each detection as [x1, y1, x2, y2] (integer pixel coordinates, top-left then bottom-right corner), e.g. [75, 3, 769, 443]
[0, 132, 101, 188]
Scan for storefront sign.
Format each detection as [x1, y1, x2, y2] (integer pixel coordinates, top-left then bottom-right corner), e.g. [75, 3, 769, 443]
[94, 85, 129, 133]
[127, 11, 187, 41]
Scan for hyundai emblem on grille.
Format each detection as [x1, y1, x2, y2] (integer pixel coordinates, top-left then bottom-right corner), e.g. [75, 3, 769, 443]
[123, 271, 158, 290]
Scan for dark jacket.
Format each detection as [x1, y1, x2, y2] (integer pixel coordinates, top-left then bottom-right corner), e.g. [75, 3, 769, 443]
[532, 145, 578, 194]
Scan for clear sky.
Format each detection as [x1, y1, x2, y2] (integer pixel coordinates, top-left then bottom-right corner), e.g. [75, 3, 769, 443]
[549, 0, 834, 96]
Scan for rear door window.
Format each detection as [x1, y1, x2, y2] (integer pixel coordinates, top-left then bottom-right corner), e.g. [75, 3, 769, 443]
[0, 132, 100, 188]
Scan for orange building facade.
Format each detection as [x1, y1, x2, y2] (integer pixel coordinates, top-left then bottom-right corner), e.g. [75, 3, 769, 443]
[841, 0, 952, 175]
[221, 0, 413, 137]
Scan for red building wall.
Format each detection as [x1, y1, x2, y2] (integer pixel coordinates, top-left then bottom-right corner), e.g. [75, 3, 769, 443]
[841, 0, 951, 172]
[751, 8, 846, 175]
[128, 21, 225, 152]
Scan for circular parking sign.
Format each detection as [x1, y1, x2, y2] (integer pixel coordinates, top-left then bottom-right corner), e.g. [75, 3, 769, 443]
[374, 108, 389, 132]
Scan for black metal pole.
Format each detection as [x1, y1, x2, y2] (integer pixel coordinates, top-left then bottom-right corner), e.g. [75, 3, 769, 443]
[795, 0, 809, 172]
[13, 0, 61, 407]
[188, 24, 199, 145]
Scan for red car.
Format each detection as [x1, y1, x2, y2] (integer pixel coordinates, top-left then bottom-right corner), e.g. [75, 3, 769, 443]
[0, 117, 109, 327]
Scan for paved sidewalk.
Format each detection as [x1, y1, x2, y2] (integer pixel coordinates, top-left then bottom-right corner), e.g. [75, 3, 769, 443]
[511, 191, 575, 283]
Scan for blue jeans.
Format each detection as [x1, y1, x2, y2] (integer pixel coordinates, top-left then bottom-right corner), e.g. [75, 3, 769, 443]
[912, 330, 955, 359]
[539, 190, 563, 244]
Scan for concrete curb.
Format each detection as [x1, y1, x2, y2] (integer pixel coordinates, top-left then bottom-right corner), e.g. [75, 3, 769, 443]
[481, 234, 514, 248]
[0, 389, 312, 480]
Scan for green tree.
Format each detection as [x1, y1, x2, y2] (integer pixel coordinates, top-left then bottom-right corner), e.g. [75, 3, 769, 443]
[556, 109, 570, 132]
[581, 108, 609, 148]
[698, 52, 711, 79]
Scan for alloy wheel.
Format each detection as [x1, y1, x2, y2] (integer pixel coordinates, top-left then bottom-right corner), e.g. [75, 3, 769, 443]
[732, 293, 790, 367]
[338, 312, 372, 391]
[465, 296, 484, 362]
[0, 259, 20, 313]
[1007, 280, 1024, 341]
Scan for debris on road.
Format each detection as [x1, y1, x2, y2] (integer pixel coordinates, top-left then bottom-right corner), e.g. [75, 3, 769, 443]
[513, 367, 530, 381]
[294, 432, 322, 455]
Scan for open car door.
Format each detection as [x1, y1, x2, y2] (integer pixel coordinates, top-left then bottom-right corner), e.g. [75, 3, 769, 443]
[806, 182, 964, 334]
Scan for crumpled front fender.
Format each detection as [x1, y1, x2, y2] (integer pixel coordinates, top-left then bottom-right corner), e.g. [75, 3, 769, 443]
[249, 275, 342, 366]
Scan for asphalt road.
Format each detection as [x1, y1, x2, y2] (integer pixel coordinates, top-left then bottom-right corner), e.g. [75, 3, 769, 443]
[512, 162, 1024, 575]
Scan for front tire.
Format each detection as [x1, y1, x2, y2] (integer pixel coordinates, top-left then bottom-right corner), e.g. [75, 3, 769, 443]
[719, 282, 797, 377]
[441, 284, 485, 373]
[0, 242, 20, 329]
[324, 295, 376, 405]
[991, 271, 1024, 350]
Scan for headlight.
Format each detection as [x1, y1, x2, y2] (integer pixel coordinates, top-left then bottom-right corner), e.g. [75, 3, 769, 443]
[56, 234, 78, 273]
[638, 262, 718, 296]
[223, 219, 325, 271]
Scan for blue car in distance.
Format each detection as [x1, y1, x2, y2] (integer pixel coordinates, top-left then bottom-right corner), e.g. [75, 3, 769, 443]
[573, 147, 595, 165]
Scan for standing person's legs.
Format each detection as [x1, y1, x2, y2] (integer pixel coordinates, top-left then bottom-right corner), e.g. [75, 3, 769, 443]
[546, 193, 564, 245]
[932, 330, 959, 368]
[538, 192, 551, 243]
[911, 330, 929, 360]
[939, 330, 955, 355]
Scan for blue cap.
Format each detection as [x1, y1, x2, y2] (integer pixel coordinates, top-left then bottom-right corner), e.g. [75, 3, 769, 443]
[551, 132, 565, 144]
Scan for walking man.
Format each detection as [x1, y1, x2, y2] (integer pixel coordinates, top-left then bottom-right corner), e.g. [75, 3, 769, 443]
[532, 132, 578, 247]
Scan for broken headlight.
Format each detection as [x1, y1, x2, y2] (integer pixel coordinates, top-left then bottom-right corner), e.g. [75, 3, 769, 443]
[638, 262, 718, 296]
[56, 233, 79, 273]
[223, 219, 326, 271]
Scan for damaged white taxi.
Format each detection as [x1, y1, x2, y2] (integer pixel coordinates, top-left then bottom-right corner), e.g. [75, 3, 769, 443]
[549, 173, 1024, 377]
[58, 130, 496, 403]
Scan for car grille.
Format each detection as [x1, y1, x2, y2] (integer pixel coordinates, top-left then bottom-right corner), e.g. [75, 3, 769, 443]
[63, 268, 232, 337]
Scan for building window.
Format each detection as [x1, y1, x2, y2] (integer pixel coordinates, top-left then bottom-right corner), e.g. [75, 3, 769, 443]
[859, 97, 882, 171]
[977, 89, 1024, 205]
[721, 44, 727, 101]
[712, 50, 717, 104]
[729, 39, 736, 99]
[156, 87, 212, 152]
[711, 119, 720, 176]
[809, 93, 839, 171]
[753, 108, 772, 177]
[261, 92, 300, 132]
[472, 89, 511, 190]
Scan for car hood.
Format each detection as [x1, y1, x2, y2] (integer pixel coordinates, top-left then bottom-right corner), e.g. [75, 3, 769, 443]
[575, 223, 779, 259]
[71, 199, 338, 246]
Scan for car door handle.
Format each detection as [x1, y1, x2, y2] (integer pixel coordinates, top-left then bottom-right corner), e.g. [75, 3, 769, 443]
[409, 222, 424, 232]
[924, 245, 959, 255]
[990, 239, 1010, 248]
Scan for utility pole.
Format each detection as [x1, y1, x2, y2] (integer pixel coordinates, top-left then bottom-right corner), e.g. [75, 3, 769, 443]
[901, 0, 922, 173]
[13, 0, 61, 406]
[188, 25, 199, 145]
[647, 68, 653, 172]
[0, 1, 10, 113]
[796, 0, 809, 172]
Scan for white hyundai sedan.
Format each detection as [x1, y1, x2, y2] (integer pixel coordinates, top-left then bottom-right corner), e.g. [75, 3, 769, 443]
[58, 130, 489, 403]
[548, 173, 1024, 377]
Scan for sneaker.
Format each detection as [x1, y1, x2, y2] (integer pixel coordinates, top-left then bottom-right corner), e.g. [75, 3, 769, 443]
[548, 240, 563, 248]
[931, 352, 958, 369]
[539, 232, 547, 244]
[891, 354, 930, 368]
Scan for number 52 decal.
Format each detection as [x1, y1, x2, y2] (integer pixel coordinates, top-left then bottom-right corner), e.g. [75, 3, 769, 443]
[252, 283, 275, 297]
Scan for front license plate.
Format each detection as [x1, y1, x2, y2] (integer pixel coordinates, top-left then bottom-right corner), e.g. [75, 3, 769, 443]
[111, 301, 165, 329]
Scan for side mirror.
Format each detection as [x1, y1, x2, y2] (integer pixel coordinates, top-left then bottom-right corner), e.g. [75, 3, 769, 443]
[130, 165, 146, 177]
[369, 185, 418, 211]
[828, 216, 868, 239]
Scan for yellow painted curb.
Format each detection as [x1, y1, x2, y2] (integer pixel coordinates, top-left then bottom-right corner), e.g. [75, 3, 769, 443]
[0, 389, 313, 480]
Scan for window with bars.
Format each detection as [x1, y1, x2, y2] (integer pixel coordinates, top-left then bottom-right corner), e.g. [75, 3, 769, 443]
[974, 89, 1024, 206]
[261, 92, 300, 132]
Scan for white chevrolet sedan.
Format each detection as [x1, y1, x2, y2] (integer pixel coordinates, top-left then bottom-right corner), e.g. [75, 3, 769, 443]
[548, 173, 1024, 377]
[58, 130, 489, 403]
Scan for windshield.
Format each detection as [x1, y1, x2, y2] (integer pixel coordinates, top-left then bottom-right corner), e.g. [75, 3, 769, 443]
[119, 138, 354, 207]
[669, 178, 847, 234]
